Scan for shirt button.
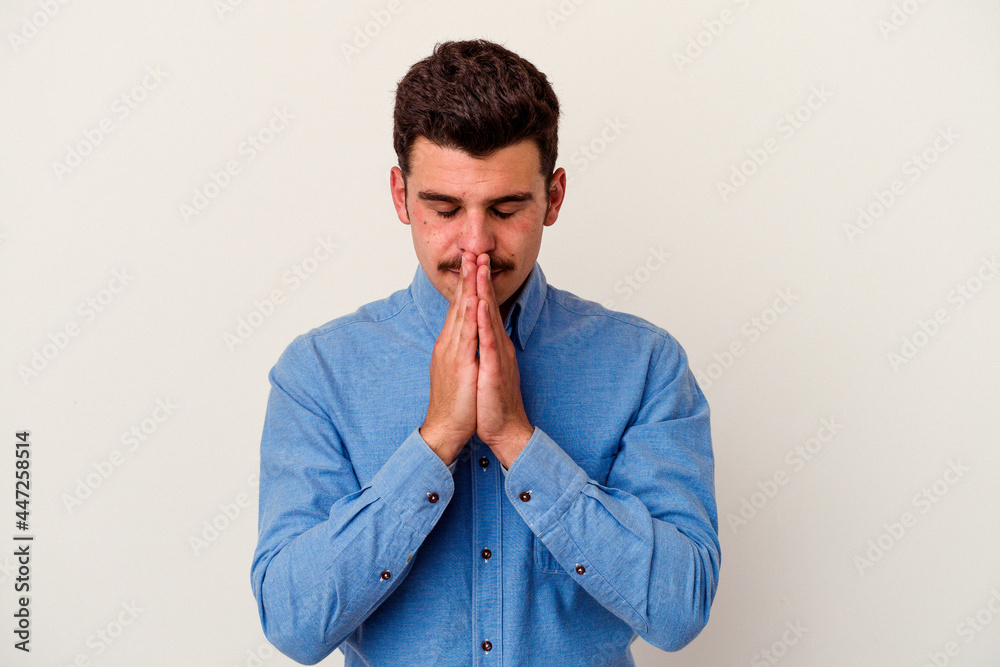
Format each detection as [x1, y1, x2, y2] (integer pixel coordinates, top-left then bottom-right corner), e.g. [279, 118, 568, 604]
[479, 456, 490, 469]
[380, 570, 391, 580]
[427, 492, 439, 503]
[481, 548, 491, 560]
[519, 491, 531, 502]
[575, 564, 586, 575]
[482, 640, 492, 652]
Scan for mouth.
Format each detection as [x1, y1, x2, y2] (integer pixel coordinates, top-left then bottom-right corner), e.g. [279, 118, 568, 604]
[449, 269, 504, 277]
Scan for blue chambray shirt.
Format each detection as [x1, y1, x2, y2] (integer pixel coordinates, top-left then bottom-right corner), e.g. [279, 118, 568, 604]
[251, 262, 720, 666]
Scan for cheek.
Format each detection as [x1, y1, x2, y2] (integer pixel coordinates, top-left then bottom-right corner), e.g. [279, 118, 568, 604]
[506, 219, 542, 251]
[414, 225, 458, 264]
[424, 227, 454, 249]
[412, 218, 448, 243]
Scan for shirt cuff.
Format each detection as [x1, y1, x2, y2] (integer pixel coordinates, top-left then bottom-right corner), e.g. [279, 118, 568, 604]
[503, 427, 588, 532]
[369, 426, 455, 537]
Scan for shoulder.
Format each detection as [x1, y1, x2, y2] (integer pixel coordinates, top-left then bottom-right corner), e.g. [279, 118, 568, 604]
[543, 284, 704, 405]
[543, 283, 683, 358]
[274, 285, 416, 368]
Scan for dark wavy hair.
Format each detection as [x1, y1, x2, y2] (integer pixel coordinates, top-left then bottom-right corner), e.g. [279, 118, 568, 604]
[393, 39, 560, 186]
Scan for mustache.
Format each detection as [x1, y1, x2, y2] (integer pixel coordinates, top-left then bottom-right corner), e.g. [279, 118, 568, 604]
[440, 256, 514, 272]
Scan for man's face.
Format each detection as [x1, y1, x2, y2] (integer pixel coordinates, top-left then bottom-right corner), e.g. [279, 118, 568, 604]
[390, 137, 566, 317]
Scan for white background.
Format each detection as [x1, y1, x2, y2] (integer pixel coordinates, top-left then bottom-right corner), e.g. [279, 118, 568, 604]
[2, 1, 999, 665]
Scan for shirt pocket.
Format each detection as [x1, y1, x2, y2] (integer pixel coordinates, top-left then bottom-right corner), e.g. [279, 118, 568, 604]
[533, 453, 616, 575]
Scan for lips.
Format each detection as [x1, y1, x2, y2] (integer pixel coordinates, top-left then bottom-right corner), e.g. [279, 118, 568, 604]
[449, 269, 504, 276]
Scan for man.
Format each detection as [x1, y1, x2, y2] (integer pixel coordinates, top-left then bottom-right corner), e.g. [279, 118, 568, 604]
[251, 39, 719, 665]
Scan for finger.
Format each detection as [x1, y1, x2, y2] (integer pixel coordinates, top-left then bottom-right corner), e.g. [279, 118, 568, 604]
[446, 256, 462, 316]
[443, 256, 466, 343]
[477, 277, 505, 375]
[464, 251, 477, 307]
[452, 259, 468, 335]
[487, 260, 504, 342]
[460, 254, 477, 328]
[477, 296, 497, 368]
[483, 256, 502, 324]
[478, 260, 506, 350]
[463, 293, 480, 359]
[461, 255, 481, 356]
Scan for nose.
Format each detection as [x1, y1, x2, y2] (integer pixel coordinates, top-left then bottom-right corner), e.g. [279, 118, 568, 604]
[457, 208, 495, 258]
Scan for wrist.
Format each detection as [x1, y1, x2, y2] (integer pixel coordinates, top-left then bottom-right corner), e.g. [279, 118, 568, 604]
[419, 424, 458, 465]
[492, 421, 534, 468]
[502, 420, 534, 448]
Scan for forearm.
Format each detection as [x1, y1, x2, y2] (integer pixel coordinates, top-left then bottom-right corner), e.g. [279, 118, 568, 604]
[506, 427, 720, 651]
[533, 478, 719, 649]
[252, 427, 454, 664]
[255, 495, 423, 663]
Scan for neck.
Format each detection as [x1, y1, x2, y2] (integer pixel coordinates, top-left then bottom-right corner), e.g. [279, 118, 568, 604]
[499, 275, 529, 326]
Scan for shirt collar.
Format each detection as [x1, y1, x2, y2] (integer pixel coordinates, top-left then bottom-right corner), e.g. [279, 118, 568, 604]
[410, 261, 547, 350]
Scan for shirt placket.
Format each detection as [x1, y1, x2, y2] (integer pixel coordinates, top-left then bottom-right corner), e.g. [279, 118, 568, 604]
[472, 435, 503, 665]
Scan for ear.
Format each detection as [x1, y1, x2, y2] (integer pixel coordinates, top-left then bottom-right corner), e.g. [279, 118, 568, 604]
[390, 166, 410, 225]
[543, 167, 566, 227]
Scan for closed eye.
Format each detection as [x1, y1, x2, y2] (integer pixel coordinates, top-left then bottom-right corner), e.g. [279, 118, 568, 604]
[436, 207, 516, 219]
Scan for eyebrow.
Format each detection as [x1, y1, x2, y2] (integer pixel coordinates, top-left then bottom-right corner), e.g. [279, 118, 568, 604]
[416, 190, 535, 207]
